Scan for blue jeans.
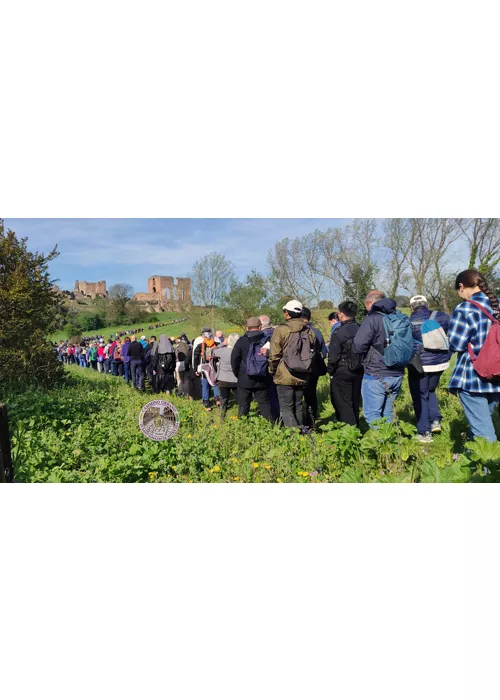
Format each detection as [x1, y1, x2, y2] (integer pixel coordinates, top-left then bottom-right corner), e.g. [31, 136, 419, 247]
[201, 376, 220, 403]
[131, 359, 145, 390]
[408, 370, 443, 435]
[123, 360, 131, 383]
[458, 390, 500, 442]
[362, 375, 403, 426]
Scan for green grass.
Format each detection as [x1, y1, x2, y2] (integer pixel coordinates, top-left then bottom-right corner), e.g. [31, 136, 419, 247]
[4, 362, 500, 483]
[51, 310, 239, 343]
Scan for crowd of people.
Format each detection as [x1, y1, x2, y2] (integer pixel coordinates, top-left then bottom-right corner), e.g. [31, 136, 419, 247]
[54, 269, 500, 443]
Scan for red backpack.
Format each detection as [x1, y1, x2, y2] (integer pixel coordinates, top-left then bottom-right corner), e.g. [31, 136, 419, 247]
[467, 301, 500, 381]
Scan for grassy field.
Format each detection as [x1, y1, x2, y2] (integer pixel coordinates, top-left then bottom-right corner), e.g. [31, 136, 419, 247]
[51, 310, 238, 343]
[4, 362, 500, 483]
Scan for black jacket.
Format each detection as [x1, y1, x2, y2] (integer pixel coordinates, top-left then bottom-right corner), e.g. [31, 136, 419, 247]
[328, 320, 360, 375]
[128, 341, 144, 361]
[352, 298, 404, 377]
[231, 331, 269, 389]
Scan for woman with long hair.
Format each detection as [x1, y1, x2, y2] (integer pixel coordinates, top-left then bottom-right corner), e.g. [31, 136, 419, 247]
[448, 269, 500, 442]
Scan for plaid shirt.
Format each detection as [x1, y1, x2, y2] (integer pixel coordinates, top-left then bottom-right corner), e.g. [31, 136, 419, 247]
[448, 291, 499, 393]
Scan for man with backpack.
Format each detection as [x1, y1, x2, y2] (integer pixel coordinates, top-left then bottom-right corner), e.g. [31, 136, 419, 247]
[269, 300, 317, 429]
[408, 295, 450, 443]
[328, 300, 363, 426]
[230, 318, 273, 421]
[353, 291, 414, 426]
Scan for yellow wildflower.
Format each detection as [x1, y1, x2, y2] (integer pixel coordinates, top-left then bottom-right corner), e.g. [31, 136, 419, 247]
[230, 416, 238, 421]
[66, 432, 71, 435]
[276, 478, 282, 483]
[209, 468, 215, 474]
[149, 471, 158, 480]
[214, 465, 221, 472]
[252, 462, 259, 469]
[264, 464, 271, 470]
[233, 476, 239, 481]
[188, 434, 192, 438]
[188, 479, 193, 483]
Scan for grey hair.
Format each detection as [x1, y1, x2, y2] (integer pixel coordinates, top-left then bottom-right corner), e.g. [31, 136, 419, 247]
[259, 314, 271, 329]
[365, 290, 386, 304]
[227, 333, 240, 348]
[410, 298, 427, 311]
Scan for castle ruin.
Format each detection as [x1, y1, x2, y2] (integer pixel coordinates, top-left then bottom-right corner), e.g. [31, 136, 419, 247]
[74, 280, 108, 298]
[134, 276, 192, 310]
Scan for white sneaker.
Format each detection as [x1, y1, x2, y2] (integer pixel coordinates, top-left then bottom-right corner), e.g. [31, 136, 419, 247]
[414, 433, 433, 444]
[430, 421, 442, 434]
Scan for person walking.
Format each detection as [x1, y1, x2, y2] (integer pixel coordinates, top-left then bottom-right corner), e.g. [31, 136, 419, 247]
[231, 319, 272, 421]
[128, 335, 145, 391]
[213, 333, 240, 419]
[328, 300, 363, 426]
[194, 328, 220, 409]
[145, 336, 158, 392]
[269, 300, 316, 429]
[174, 334, 191, 397]
[448, 269, 500, 442]
[112, 341, 124, 376]
[89, 343, 98, 371]
[301, 307, 328, 427]
[153, 335, 176, 394]
[408, 295, 450, 443]
[353, 290, 413, 426]
[121, 337, 131, 383]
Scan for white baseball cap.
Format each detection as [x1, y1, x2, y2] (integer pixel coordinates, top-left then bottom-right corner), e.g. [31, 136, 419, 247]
[409, 295, 428, 307]
[283, 299, 303, 313]
[141, 335, 146, 340]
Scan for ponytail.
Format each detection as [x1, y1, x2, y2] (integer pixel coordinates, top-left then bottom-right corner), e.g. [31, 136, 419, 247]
[455, 269, 500, 317]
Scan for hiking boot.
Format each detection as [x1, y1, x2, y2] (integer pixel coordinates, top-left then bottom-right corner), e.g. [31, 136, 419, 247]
[430, 421, 442, 434]
[203, 402, 212, 411]
[414, 432, 433, 444]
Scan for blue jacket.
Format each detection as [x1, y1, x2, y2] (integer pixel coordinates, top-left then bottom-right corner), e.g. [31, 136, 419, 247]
[409, 306, 450, 368]
[352, 298, 404, 377]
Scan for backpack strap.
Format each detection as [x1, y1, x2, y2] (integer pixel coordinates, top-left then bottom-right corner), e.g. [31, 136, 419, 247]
[430, 311, 438, 320]
[467, 300, 498, 324]
[466, 301, 499, 362]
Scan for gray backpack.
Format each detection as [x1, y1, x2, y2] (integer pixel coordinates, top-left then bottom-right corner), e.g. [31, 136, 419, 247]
[283, 328, 314, 375]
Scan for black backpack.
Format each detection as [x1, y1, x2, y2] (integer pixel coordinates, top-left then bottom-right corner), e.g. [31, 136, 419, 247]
[344, 336, 364, 373]
[158, 352, 174, 372]
[283, 328, 314, 375]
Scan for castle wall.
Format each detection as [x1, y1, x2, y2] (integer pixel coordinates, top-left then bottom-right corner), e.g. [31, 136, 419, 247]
[74, 280, 108, 298]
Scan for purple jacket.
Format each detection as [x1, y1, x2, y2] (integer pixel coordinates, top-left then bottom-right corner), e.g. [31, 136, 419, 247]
[121, 341, 131, 362]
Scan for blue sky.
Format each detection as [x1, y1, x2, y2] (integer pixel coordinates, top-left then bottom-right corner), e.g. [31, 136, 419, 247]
[5, 218, 353, 293]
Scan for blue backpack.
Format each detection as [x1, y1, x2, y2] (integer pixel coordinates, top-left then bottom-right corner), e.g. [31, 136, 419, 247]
[378, 311, 414, 368]
[246, 338, 269, 377]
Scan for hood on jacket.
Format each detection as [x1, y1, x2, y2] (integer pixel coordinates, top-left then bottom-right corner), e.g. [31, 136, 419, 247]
[371, 298, 397, 315]
[245, 330, 265, 343]
[158, 334, 173, 353]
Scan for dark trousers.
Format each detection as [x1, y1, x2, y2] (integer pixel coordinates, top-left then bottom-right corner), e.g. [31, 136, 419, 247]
[237, 386, 272, 421]
[408, 370, 443, 435]
[219, 384, 237, 418]
[276, 384, 305, 428]
[330, 370, 362, 426]
[304, 374, 320, 426]
[147, 364, 156, 392]
[131, 359, 145, 390]
[124, 361, 131, 383]
[112, 361, 124, 376]
[156, 369, 174, 393]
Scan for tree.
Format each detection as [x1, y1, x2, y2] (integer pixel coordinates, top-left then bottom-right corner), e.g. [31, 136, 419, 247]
[454, 218, 500, 277]
[192, 252, 236, 330]
[108, 283, 134, 321]
[383, 218, 411, 298]
[0, 220, 64, 387]
[343, 263, 377, 321]
[267, 230, 326, 306]
[222, 271, 274, 330]
[316, 219, 380, 300]
[383, 218, 463, 310]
